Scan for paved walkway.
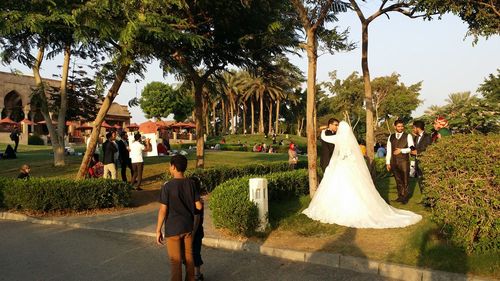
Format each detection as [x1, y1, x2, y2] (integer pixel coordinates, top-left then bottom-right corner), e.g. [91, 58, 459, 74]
[0, 201, 494, 281]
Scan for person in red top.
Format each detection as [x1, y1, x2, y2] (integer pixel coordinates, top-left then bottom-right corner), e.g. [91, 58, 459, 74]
[88, 153, 104, 178]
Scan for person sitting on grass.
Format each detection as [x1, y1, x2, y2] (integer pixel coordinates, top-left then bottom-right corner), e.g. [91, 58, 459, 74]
[88, 153, 104, 178]
[4, 144, 16, 159]
[17, 164, 31, 180]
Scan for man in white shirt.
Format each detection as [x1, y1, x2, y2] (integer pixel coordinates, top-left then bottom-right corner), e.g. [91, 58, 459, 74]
[129, 133, 152, 191]
[386, 120, 415, 204]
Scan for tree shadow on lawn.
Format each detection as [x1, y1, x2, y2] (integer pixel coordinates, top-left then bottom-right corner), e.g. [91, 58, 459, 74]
[385, 219, 471, 276]
[374, 176, 420, 204]
[264, 194, 497, 277]
[266, 197, 369, 269]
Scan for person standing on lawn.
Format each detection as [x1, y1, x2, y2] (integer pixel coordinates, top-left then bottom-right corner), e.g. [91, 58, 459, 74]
[102, 131, 118, 179]
[386, 119, 415, 204]
[129, 133, 152, 190]
[116, 131, 132, 182]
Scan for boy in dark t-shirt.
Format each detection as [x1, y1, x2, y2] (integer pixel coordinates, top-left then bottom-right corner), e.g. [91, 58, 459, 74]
[156, 155, 202, 281]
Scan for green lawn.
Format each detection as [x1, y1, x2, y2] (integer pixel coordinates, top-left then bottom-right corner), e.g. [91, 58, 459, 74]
[266, 177, 499, 278]
[0, 144, 301, 180]
[207, 133, 308, 148]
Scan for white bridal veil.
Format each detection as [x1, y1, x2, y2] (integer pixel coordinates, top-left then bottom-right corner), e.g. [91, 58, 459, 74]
[303, 121, 422, 229]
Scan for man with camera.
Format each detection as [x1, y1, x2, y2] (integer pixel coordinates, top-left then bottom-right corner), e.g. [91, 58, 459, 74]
[129, 133, 152, 190]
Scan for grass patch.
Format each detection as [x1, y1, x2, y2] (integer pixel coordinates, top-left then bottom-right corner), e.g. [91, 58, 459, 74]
[207, 133, 308, 147]
[265, 177, 499, 278]
[0, 147, 303, 181]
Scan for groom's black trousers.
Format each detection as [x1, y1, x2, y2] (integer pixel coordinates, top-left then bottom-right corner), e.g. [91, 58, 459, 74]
[391, 156, 410, 200]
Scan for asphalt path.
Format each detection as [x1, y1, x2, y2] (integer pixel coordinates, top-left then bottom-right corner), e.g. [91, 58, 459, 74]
[0, 221, 392, 281]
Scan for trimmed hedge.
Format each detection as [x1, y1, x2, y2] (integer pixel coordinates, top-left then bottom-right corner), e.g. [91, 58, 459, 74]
[0, 177, 7, 208]
[28, 134, 45, 145]
[209, 169, 309, 235]
[0, 178, 132, 211]
[420, 134, 499, 254]
[183, 161, 308, 192]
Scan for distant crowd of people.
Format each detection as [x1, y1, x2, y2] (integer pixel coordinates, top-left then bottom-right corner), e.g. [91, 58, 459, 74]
[87, 131, 152, 190]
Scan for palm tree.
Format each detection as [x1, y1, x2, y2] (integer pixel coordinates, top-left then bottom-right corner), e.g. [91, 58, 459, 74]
[221, 71, 247, 134]
[446, 92, 474, 106]
[424, 105, 444, 116]
[265, 85, 284, 135]
[243, 74, 282, 134]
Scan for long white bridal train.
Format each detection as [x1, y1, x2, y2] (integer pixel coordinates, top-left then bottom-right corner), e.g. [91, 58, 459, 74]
[302, 122, 422, 229]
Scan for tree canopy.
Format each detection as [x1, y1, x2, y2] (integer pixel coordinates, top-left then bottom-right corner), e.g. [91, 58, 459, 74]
[416, 0, 500, 39]
[139, 81, 194, 122]
[320, 71, 422, 137]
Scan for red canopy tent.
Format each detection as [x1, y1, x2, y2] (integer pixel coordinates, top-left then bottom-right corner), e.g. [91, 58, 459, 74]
[76, 123, 93, 131]
[20, 119, 35, 125]
[172, 122, 195, 128]
[0, 117, 18, 125]
[37, 120, 58, 125]
[156, 120, 176, 128]
[113, 124, 122, 129]
[101, 121, 112, 129]
[171, 122, 184, 128]
[139, 120, 158, 134]
[127, 123, 139, 128]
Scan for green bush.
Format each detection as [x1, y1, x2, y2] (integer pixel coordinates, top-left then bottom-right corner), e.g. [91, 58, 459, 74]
[420, 134, 500, 254]
[28, 134, 45, 145]
[170, 143, 193, 150]
[0, 177, 7, 208]
[183, 161, 308, 192]
[374, 157, 390, 178]
[209, 169, 309, 235]
[0, 178, 132, 212]
[209, 178, 260, 236]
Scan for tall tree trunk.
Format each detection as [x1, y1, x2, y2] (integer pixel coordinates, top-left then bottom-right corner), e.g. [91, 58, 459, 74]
[32, 44, 68, 167]
[193, 78, 205, 168]
[212, 102, 217, 136]
[275, 99, 280, 134]
[360, 22, 375, 176]
[268, 99, 273, 135]
[224, 100, 229, 134]
[230, 100, 235, 134]
[297, 119, 301, 136]
[250, 98, 255, 134]
[305, 29, 319, 197]
[221, 100, 226, 134]
[236, 102, 240, 134]
[242, 102, 247, 134]
[203, 99, 209, 135]
[259, 93, 264, 133]
[54, 44, 71, 166]
[76, 63, 131, 178]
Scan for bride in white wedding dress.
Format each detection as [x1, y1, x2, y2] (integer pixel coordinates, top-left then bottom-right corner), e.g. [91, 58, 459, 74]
[302, 121, 422, 229]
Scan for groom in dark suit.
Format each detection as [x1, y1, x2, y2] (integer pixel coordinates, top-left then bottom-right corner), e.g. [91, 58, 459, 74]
[320, 118, 339, 173]
[411, 120, 432, 194]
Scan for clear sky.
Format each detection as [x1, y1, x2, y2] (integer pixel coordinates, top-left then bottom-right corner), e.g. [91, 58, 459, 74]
[1, 5, 499, 123]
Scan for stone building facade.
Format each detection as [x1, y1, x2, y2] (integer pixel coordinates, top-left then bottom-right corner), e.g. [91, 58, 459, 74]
[0, 71, 131, 144]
